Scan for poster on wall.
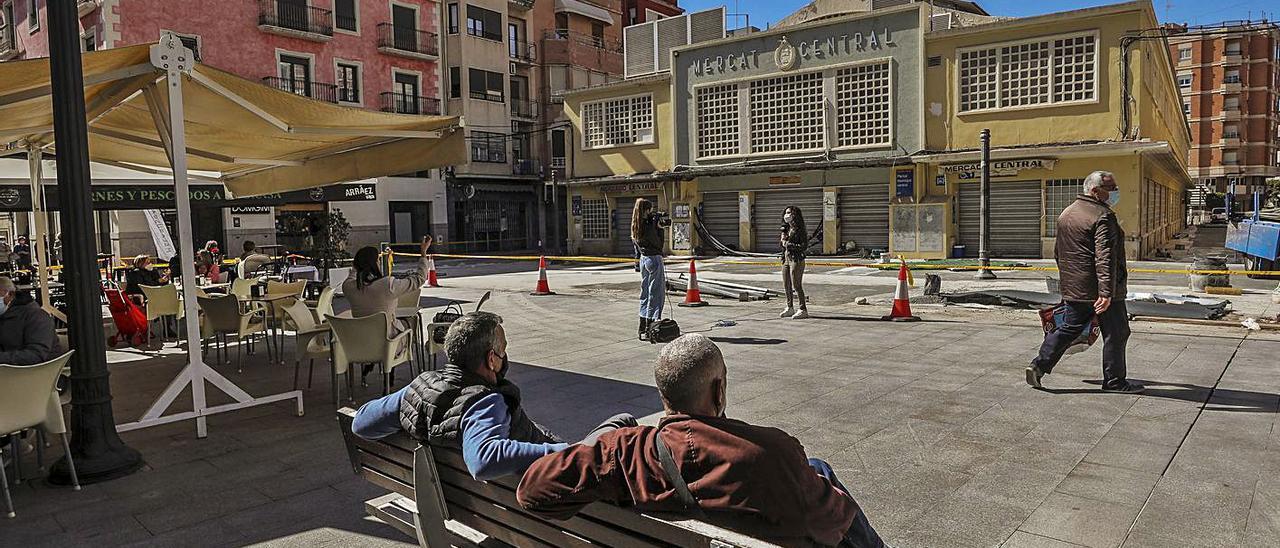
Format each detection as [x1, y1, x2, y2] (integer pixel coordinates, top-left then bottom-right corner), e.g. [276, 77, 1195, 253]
[673, 203, 690, 219]
[738, 194, 750, 223]
[672, 222, 692, 251]
[895, 169, 915, 198]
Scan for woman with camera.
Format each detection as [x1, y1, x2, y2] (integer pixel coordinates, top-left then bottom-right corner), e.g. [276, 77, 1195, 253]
[631, 198, 669, 340]
[780, 205, 810, 319]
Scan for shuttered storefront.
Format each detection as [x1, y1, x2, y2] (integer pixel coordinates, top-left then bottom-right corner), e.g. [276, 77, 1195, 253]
[699, 191, 740, 251]
[612, 196, 658, 255]
[837, 181, 890, 251]
[752, 188, 824, 254]
[958, 180, 1043, 258]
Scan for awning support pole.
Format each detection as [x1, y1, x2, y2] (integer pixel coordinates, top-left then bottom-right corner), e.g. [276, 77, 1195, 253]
[26, 144, 63, 321]
[117, 34, 303, 438]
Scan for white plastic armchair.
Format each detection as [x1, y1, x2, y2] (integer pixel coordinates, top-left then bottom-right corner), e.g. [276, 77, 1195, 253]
[327, 312, 413, 398]
[0, 351, 80, 518]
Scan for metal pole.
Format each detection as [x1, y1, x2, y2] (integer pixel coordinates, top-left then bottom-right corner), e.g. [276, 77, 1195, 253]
[975, 128, 997, 280]
[46, 0, 143, 485]
[27, 145, 60, 320]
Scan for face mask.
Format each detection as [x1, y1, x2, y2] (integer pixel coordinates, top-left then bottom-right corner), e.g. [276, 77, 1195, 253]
[494, 352, 510, 381]
[0, 298, 8, 316]
[143, 264, 155, 271]
[1107, 190, 1121, 207]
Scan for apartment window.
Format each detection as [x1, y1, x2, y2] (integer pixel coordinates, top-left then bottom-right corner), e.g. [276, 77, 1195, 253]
[394, 71, 420, 106]
[26, 0, 35, 31]
[335, 0, 358, 32]
[336, 62, 360, 103]
[1044, 179, 1083, 237]
[750, 72, 825, 154]
[277, 54, 312, 96]
[1224, 124, 1239, 139]
[1178, 46, 1191, 61]
[591, 21, 605, 47]
[467, 5, 501, 41]
[958, 32, 1097, 112]
[470, 131, 507, 163]
[1225, 96, 1239, 110]
[1177, 73, 1191, 88]
[835, 61, 892, 148]
[1224, 69, 1240, 84]
[1183, 101, 1190, 116]
[447, 3, 458, 34]
[581, 94, 654, 149]
[554, 12, 568, 36]
[580, 199, 609, 239]
[468, 68, 503, 101]
[1225, 40, 1241, 55]
[1223, 151, 1237, 164]
[449, 66, 461, 98]
[550, 128, 566, 167]
[1, 3, 13, 47]
[82, 29, 96, 52]
[695, 84, 740, 158]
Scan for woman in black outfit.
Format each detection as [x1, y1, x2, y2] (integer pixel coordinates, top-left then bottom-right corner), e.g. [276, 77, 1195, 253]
[631, 198, 668, 340]
[779, 206, 809, 319]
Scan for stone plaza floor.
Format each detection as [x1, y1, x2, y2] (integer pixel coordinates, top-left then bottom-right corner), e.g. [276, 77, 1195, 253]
[2, 262, 1279, 547]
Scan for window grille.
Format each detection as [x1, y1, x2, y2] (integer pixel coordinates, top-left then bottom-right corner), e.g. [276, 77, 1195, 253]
[695, 84, 739, 158]
[749, 71, 824, 154]
[1000, 41, 1050, 107]
[959, 47, 998, 112]
[958, 33, 1096, 112]
[836, 61, 892, 148]
[1044, 179, 1082, 237]
[581, 94, 654, 149]
[1052, 34, 1096, 103]
[580, 199, 609, 239]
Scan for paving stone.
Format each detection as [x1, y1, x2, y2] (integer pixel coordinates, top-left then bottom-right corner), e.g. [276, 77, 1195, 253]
[1053, 462, 1161, 506]
[1125, 476, 1252, 547]
[1019, 492, 1142, 548]
[1080, 433, 1179, 474]
[1002, 530, 1089, 548]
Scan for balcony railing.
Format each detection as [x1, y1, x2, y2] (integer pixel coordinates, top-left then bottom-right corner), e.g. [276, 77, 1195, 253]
[262, 77, 338, 103]
[512, 157, 540, 176]
[468, 26, 502, 42]
[0, 33, 15, 60]
[377, 23, 438, 57]
[380, 92, 442, 115]
[469, 89, 504, 102]
[509, 41, 536, 63]
[508, 0, 535, 9]
[510, 98, 538, 118]
[258, 0, 333, 39]
[542, 29, 621, 52]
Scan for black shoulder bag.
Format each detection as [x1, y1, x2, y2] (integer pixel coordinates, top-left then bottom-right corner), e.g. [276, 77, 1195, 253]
[653, 429, 708, 520]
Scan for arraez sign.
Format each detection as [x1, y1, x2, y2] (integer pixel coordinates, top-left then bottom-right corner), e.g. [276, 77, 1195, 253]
[694, 28, 897, 77]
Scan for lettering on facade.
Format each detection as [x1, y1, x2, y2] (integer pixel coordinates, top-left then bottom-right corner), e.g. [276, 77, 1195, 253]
[599, 181, 661, 193]
[768, 175, 801, 186]
[941, 158, 1057, 179]
[343, 183, 377, 200]
[694, 28, 897, 77]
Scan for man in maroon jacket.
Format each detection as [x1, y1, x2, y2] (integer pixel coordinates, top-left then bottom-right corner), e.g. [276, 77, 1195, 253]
[516, 334, 885, 547]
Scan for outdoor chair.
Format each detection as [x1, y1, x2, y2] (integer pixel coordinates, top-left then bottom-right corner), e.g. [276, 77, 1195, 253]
[266, 279, 308, 328]
[0, 351, 80, 519]
[139, 284, 184, 342]
[327, 313, 412, 398]
[424, 321, 452, 373]
[198, 294, 271, 372]
[308, 286, 335, 325]
[281, 301, 331, 393]
[395, 288, 424, 371]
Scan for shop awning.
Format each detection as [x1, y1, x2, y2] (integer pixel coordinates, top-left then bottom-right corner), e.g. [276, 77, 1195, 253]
[554, 0, 614, 24]
[0, 43, 466, 198]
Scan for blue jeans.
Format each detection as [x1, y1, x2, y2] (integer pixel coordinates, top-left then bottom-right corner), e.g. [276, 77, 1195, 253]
[638, 254, 666, 320]
[808, 458, 886, 548]
[352, 386, 410, 440]
[1032, 299, 1131, 388]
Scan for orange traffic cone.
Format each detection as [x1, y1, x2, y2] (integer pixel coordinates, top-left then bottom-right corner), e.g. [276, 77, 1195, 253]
[882, 259, 921, 322]
[426, 255, 440, 287]
[678, 259, 709, 307]
[530, 256, 556, 296]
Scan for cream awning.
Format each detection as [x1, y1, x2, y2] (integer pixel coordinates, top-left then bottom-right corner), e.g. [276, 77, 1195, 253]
[0, 43, 466, 197]
[554, 0, 614, 25]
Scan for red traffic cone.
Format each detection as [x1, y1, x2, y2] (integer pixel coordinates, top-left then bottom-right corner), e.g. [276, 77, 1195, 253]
[530, 256, 556, 296]
[679, 259, 709, 307]
[882, 259, 921, 322]
[426, 255, 440, 287]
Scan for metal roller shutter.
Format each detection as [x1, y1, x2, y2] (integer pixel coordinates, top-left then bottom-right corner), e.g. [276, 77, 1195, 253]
[613, 196, 658, 255]
[699, 191, 739, 251]
[837, 182, 890, 251]
[958, 180, 1043, 258]
[752, 188, 824, 254]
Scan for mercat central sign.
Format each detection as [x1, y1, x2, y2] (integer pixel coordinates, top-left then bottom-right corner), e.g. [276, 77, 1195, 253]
[693, 28, 898, 77]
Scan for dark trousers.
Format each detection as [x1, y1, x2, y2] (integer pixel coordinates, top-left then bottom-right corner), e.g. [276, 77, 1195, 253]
[1033, 299, 1131, 387]
[808, 458, 885, 548]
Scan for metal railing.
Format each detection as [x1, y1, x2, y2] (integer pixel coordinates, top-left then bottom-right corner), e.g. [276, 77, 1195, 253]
[509, 41, 536, 62]
[0, 33, 14, 57]
[510, 98, 538, 118]
[380, 92, 442, 115]
[336, 13, 358, 31]
[469, 89, 504, 102]
[262, 77, 338, 103]
[512, 157, 540, 176]
[542, 29, 621, 52]
[258, 0, 333, 37]
[377, 23, 438, 57]
[468, 26, 502, 42]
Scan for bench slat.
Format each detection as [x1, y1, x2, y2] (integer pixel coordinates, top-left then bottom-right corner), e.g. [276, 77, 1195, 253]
[358, 467, 414, 500]
[349, 434, 415, 469]
[440, 483, 598, 547]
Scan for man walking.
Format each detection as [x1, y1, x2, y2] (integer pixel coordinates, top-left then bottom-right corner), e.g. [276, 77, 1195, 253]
[1027, 171, 1141, 393]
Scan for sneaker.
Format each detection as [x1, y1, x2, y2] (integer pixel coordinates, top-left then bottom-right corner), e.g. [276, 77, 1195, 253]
[791, 309, 810, 319]
[1025, 364, 1044, 388]
[1102, 381, 1145, 394]
[779, 306, 795, 318]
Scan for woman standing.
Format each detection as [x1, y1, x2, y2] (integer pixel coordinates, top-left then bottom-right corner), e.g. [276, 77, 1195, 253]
[780, 206, 809, 319]
[631, 199, 668, 340]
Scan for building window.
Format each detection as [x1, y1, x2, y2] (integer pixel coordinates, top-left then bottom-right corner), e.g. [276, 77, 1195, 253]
[82, 28, 96, 52]
[958, 32, 1097, 113]
[1225, 40, 1241, 55]
[470, 131, 507, 163]
[554, 12, 568, 36]
[1183, 101, 1190, 116]
[277, 54, 312, 96]
[550, 128, 566, 168]
[1177, 73, 1191, 88]
[26, 0, 35, 31]
[447, 3, 458, 34]
[394, 70, 420, 98]
[467, 5, 501, 41]
[336, 62, 360, 103]
[1044, 179, 1082, 237]
[750, 71, 825, 154]
[449, 66, 461, 98]
[835, 61, 892, 148]
[1225, 96, 1239, 110]
[590, 21, 605, 48]
[335, 0, 358, 32]
[580, 198, 609, 239]
[1224, 69, 1240, 84]
[695, 84, 740, 158]
[1, 3, 14, 47]
[581, 94, 654, 149]
[468, 68, 503, 101]
[1178, 46, 1191, 61]
[1223, 124, 1239, 139]
[1223, 151, 1237, 164]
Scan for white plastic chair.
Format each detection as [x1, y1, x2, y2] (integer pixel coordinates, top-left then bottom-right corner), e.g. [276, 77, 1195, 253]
[281, 301, 330, 392]
[198, 294, 271, 372]
[327, 313, 412, 399]
[308, 286, 335, 325]
[0, 351, 80, 518]
[140, 284, 184, 342]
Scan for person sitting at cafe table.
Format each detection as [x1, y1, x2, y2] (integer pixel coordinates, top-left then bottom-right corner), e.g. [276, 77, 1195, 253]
[0, 276, 60, 366]
[125, 255, 167, 301]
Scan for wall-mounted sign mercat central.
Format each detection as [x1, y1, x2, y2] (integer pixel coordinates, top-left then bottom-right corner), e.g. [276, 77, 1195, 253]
[693, 28, 898, 77]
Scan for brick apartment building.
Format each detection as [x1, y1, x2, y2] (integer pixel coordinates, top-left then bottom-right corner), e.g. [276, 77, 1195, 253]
[0, 0, 447, 258]
[1169, 21, 1280, 207]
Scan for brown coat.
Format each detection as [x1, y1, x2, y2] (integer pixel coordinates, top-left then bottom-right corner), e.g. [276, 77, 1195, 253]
[516, 414, 859, 547]
[1055, 195, 1127, 301]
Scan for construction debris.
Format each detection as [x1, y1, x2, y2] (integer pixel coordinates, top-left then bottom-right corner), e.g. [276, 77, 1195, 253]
[938, 290, 1232, 320]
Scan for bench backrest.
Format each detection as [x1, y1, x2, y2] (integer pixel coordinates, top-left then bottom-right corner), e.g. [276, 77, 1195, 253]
[337, 408, 778, 548]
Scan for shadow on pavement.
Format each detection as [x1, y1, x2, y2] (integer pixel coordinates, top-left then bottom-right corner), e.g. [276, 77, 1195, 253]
[1042, 379, 1279, 413]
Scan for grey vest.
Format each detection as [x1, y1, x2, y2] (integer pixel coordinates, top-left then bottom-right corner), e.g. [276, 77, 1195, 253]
[398, 365, 560, 446]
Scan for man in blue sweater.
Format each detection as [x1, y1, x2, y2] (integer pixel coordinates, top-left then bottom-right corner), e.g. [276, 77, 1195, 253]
[352, 311, 635, 480]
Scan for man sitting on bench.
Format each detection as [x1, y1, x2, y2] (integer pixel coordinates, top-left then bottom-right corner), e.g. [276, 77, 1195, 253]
[516, 333, 886, 548]
[352, 311, 634, 481]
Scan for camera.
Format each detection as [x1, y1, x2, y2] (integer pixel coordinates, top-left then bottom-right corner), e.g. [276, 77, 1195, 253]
[651, 211, 672, 229]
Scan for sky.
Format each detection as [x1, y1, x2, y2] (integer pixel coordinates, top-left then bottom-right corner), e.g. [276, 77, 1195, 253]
[682, 0, 1280, 30]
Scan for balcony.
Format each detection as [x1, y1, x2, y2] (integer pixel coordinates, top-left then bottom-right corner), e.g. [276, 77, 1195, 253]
[467, 26, 502, 42]
[77, 0, 98, 16]
[257, 0, 333, 41]
[262, 77, 338, 103]
[510, 98, 538, 119]
[1220, 136, 1241, 147]
[512, 157, 540, 176]
[509, 0, 535, 10]
[1221, 80, 1242, 92]
[541, 29, 622, 73]
[0, 33, 16, 62]
[377, 23, 438, 59]
[510, 41, 536, 64]
[380, 92, 442, 115]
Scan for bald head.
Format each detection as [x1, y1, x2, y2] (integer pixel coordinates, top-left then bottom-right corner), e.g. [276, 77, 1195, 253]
[654, 334, 727, 415]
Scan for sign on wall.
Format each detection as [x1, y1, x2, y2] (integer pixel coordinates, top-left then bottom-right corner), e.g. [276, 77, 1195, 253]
[940, 158, 1056, 180]
[599, 182, 661, 194]
[823, 191, 837, 221]
[895, 169, 915, 198]
[571, 195, 583, 217]
[672, 222, 692, 250]
[738, 193, 751, 223]
[0, 182, 379, 211]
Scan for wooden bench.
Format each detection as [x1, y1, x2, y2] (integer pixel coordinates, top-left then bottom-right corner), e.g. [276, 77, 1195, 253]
[337, 407, 779, 548]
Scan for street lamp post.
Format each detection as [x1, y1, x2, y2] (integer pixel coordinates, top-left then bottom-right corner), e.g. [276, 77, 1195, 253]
[47, 0, 143, 485]
[975, 128, 997, 280]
